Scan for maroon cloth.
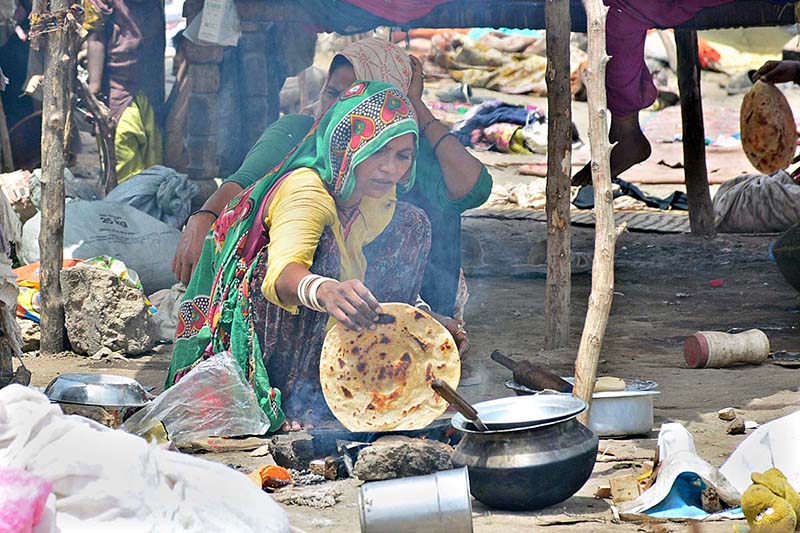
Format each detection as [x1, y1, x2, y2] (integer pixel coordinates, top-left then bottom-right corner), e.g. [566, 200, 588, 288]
[604, 0, 734, 117]
[342, 0, 452, 23]
[89, 0, 166, 121]
[250, 202, 432, 422]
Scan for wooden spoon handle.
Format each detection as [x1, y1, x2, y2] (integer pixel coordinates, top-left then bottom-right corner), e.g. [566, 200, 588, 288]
[431, 379, 480, 421]
[490, 350, 517, 372]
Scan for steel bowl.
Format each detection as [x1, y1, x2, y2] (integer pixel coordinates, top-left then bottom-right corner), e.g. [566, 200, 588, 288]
[504, 379, 660, 436]
[44, 373, 151, 408]
[451, 394, 587, 431]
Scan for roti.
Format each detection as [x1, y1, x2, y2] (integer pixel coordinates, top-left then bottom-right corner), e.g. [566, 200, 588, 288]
[320, 303, 460, 432]
[740, 80, 797, 174]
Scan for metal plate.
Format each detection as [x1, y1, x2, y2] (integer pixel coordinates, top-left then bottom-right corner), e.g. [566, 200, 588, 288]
[505, 378, 659, 398]
[44, 373, 151, 408]
[451, 394, 587, 431]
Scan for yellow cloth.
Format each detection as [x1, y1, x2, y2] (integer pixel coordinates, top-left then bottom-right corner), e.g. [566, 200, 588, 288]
[260, 168, 396, 317]
[82, 0, 104, 31]
[115, 92, 163, 183]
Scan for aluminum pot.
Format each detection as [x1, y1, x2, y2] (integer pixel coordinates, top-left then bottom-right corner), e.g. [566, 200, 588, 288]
[505, 379, 660, 437]
[451, 401, 598, 511]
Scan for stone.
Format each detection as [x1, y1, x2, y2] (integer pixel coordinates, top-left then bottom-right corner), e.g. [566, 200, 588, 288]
[727, 417, 746, 435]
[239, 53, 269, 97]
[186, 64, 221, 94]
[59, 403, 119, 428]
[717, 407, 737, 421]
[60, 263, 157, 355]
[353, 436, 453, 481]
[269, 431, 315, 471]
[17, 319, 40, 352]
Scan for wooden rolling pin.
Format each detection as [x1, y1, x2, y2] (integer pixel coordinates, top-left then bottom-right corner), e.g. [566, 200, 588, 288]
[490, 351, 573, 393]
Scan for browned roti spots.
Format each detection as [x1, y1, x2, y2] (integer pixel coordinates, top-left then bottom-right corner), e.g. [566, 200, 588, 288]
[320, 303, 460, 431]
[375, 314, 396, 324]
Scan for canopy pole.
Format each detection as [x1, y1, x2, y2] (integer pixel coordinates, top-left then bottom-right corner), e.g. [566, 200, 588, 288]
[543, 0, 572, 349]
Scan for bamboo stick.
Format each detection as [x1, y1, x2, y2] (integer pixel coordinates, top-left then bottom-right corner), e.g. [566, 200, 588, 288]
[573, 0, 622, 425]
[543, 0, 572, 349]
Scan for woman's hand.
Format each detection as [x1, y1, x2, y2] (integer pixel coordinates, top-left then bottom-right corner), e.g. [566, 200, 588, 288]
[407, 55, 425, 104]
[316, 279, 382, 331]
[431, 312, 469, 354]
[753, 60, 800, 85]
[172, 212, 215, 285]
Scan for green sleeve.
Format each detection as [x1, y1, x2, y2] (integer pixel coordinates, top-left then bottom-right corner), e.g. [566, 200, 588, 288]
[414, 138, 493, 213]
[224, 114, 315, 189]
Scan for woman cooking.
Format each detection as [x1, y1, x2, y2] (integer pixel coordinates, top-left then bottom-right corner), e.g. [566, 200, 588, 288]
[172, 37, 492, 320]
[166, 81, 433, 431]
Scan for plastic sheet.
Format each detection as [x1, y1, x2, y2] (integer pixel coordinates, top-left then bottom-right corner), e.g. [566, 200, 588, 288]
[121, 352, 271, 444]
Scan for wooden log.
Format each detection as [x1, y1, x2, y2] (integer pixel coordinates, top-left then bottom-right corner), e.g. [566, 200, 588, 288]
[573, 0, 621, 426]
[676, 29, 716, 237]
[544, 0, 572, 349]
[0, 96, 13, 172]
[35, 0, 79, 355]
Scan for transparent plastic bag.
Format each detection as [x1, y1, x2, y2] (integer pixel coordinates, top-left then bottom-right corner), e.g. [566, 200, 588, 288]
[121, 352, 270, 444]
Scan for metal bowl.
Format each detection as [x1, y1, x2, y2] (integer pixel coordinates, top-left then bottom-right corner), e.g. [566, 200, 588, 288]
[451, 394, 587, 431]
[44, 373, 151, 408]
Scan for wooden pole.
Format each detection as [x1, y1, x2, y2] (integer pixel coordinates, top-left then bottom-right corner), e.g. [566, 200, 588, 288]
[676, 29, 716, 238]
[35, 1, 78, 355]
[543, 0, 572, 349]
[573, 0, 623, 426]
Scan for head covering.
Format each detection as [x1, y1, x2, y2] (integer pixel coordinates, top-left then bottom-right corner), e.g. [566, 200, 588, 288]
[265, 80, 418, 202]
[334, 37, 413, 94]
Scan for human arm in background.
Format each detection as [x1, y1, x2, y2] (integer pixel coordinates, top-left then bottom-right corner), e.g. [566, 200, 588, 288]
[753, 60, 800, 85]
[171, 115, 314, 285]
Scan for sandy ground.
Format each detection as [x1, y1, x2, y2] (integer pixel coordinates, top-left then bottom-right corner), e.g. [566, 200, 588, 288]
[18, 62, 800, 532]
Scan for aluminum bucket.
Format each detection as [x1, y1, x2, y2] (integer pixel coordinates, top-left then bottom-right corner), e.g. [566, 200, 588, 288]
[359, 467, 473, 533]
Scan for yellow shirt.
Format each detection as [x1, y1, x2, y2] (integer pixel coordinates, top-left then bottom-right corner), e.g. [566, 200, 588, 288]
[260, 168, 396, 316]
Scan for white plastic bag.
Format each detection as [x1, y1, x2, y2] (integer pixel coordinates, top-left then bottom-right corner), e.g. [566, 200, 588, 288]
[19, 200, 181, 293]
[121, 352, 271, 444]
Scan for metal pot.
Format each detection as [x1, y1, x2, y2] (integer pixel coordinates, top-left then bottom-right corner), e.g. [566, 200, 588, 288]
[505, 379, 660, 437]
[451, 398, 598, 511]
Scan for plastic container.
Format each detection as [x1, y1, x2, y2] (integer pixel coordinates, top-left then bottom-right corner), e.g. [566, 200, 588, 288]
[359, 467, 473, 533]
[684, 329, 770, 368]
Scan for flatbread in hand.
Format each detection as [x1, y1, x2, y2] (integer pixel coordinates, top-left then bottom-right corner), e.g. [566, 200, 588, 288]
[740, 80, 797, 174]
[320, 303, 460, 432]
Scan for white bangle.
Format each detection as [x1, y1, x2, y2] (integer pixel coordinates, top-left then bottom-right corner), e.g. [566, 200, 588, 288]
[297, 274, 319, 310]
[309, 276, 337, 313]
[415, 295, 432, 313]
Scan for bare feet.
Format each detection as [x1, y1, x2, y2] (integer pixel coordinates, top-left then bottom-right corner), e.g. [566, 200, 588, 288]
[571, 114, 652, 187]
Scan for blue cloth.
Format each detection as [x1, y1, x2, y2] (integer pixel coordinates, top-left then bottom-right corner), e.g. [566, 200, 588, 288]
[452, 100, 544, 145]
[467, 27, 545, 40]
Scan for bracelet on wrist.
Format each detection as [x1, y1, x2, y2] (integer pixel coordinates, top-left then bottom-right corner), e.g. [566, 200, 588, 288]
[190, 209, 219, 220]
[432, 132, 455, 154]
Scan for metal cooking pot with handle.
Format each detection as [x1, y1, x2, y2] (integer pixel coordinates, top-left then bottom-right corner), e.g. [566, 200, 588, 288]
[450, 395, 598, 511]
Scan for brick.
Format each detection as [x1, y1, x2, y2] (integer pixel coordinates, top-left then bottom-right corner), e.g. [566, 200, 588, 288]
[187, 93, 219, 135]
[183, 41, 224, 64]
[185, 135, 218, 173]
[187, 64, 221, 94]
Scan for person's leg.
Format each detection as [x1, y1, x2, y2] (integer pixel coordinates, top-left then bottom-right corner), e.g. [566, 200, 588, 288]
[114, 100, 148, 183]
[573, 0, 733, 186]
[363, 201, 432, 305]
[250, 227, 341, 429]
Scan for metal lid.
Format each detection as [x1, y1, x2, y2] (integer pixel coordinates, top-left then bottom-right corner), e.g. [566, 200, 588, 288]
[44, 373, 151, 408]
[451, 394, 587, 432]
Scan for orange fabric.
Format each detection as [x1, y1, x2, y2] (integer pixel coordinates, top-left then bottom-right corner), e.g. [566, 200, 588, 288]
[14, 260, 83, 289]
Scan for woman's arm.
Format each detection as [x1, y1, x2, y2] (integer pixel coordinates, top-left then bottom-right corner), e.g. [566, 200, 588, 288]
[407, 56, 484, 201]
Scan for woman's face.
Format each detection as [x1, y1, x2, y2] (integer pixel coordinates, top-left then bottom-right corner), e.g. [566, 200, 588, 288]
[316, 64, 357, 117]
[352, 133, 416, 200]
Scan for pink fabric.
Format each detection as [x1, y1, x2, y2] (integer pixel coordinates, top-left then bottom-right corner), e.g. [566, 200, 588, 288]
[342, 0, 452, 23]
[604, 0, 734, 117]
[0, 468, 52, 533]
[337, 37, 413, 94]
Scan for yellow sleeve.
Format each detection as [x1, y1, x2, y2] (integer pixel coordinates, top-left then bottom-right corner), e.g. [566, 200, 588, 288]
[261, 169, 337, 313]
[82, 0, 105, 32]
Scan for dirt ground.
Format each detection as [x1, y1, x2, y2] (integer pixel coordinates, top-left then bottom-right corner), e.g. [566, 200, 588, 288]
[18, 60, 800, 532]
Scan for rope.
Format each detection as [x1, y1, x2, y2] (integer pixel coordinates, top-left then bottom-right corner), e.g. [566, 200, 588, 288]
[28, 3, 83, 40]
